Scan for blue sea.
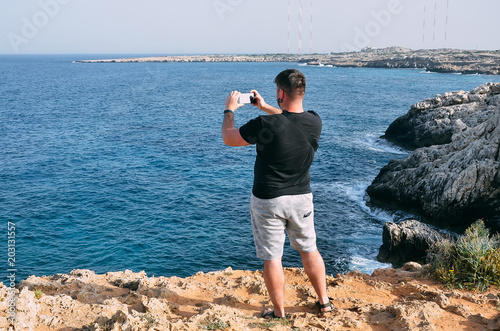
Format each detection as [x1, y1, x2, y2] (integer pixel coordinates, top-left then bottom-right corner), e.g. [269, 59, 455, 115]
[1, 55, 499, 283]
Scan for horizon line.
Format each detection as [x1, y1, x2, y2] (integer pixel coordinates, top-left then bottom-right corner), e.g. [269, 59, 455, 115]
[1, 46, 500, 56]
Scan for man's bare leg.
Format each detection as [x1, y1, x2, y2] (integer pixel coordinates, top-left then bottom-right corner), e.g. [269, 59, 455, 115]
[300, 250, 332, 312]
[263, 258, 286, 318]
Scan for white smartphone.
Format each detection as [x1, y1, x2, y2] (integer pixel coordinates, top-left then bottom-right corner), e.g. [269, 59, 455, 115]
[238, 92, 255, 104]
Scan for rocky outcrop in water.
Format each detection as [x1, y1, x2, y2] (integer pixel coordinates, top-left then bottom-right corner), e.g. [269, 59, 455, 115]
[383, 83, 500, 150]
[367, 83, 500, 229]
[377, 219, 446, 267]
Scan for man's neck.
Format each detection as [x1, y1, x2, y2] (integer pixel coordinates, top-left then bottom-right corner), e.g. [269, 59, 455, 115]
[281, 101, 304, 113]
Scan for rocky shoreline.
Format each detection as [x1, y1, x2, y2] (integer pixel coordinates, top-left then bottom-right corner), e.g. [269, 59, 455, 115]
[367, 82, 500, 230]
[5, 265, 500, 330]
[75, 47, 500, 75]
[5, 74, 500, 331]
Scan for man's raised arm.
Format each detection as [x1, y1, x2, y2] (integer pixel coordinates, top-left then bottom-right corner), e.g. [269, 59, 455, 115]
[222, 91, 250, 147]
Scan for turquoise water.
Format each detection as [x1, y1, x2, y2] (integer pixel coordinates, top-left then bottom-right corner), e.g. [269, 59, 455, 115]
[1, 55, 499, 282]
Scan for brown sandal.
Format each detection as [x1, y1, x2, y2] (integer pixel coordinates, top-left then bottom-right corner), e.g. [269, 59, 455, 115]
[317, 298, 335, 313]
[262, 308, 286, 320]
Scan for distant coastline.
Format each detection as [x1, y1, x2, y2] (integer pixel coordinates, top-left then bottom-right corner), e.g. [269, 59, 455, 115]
[75, 46, 500, 75]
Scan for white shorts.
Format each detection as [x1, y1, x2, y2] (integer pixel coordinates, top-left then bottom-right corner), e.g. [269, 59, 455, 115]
[250, 193, 317, 260]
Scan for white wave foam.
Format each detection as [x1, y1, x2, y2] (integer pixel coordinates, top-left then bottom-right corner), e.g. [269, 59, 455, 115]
[349, 255, 391, 274]
[364, 134, 409, 155]
[329, 181, 374, 216]
[348, 184, 396, 223]
[341, 181, 369, 204]
[322, 181, 418, 273]
[327, 181, 413, 224]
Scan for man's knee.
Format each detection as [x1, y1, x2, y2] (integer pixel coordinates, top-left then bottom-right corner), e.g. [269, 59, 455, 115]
[300, 249, 320, 259]
[264, 258, 283, 268]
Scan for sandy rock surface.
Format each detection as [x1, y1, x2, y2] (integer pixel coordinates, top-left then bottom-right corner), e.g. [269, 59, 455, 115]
[2, 264, 499, 330]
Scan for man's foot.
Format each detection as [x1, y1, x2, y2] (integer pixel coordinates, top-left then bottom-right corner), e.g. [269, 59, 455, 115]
[262, 308, 286, 319]
[317, 298, 335, 313]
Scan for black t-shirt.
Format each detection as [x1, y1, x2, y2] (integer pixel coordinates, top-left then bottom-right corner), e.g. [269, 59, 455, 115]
[239, 110, 322, 199]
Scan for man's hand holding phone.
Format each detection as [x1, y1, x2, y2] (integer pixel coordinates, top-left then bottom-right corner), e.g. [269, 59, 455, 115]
[225, 90, 281, 115]
[238, 92, 256, 105]
[251, 89, 281, 115]
[225, 91, 244, 112]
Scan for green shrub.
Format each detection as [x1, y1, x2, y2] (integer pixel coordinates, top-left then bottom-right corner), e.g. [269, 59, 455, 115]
[249, 318, 292, 329]
[34, 289, 43, 300]
[139, 314, 156, 327]
[201, 319, 230, 330]
[428, 220, 500, 292]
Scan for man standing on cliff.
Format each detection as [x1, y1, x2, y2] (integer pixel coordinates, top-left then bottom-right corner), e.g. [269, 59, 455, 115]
[221, 69, 334, 318]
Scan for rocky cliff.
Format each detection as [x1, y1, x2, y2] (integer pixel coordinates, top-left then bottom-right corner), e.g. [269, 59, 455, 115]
[303, 47, 500, 75]
[5, 266, 500, 330]
[377, 219, 447, 267]
[367, 83, 500, 229]
[76, 47, 500, 75]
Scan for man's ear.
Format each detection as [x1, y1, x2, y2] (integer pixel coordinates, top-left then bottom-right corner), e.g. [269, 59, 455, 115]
[279, 89, 285, 100]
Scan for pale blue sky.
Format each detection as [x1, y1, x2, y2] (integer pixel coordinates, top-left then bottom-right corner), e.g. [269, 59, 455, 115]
[1, 0, 499, 54]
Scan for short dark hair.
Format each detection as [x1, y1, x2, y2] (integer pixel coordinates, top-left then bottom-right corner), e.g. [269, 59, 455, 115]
[274, 69, 306, 97]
